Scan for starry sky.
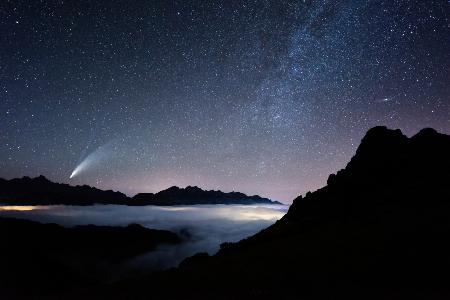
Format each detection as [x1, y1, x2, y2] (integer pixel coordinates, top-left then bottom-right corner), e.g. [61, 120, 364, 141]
[1, 0, 449, 203]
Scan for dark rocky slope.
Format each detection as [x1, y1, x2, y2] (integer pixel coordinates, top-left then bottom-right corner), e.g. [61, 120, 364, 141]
[88, 126, 450, 299]
[0, 217, 181, 299]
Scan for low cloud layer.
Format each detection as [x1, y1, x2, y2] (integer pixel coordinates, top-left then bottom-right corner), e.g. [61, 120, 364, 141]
[0, 204, 287, 278]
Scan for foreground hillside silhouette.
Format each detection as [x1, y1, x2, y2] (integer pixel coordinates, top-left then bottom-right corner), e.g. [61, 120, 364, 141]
[80, 126, 450, 299]
[0, 217, 181, 299]
[0, 177, 279, 206]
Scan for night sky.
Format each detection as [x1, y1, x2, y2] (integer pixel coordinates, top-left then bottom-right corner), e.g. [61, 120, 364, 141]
[1, 1, 449, 203]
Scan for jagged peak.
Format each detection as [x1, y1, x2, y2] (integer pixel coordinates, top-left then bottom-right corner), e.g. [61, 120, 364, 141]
[286, 126, 450, 222]
[165, 186, 181, 191]
[323, 126, 450, 190]
[30, 175, 51, 183]
[411, 127, 440, 141]
[185, 185, 203, 191]
[356, 126, 407, 152]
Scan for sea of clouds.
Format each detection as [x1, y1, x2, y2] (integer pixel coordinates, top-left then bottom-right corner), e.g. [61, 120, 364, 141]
[0, 204, 287, 278]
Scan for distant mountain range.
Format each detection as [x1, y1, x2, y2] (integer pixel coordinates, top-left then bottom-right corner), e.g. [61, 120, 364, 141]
[132, 186, 281, 205]
[0, 176, 280, 206]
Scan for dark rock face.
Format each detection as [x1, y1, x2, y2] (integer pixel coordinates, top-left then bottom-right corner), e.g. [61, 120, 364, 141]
[0, 176, 279, 206]
[286, 126, 450, 221]
[89, 126, 450, 300]
[0, 217, 181, 299]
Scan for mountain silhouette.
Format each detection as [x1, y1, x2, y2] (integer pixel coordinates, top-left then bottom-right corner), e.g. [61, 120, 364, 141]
[0, 175, 128, 205]
[0, 216, 181, 299]
[132, 185, 280, 205]
[0, 176, 280, 206]
[80, 126, 450, 299]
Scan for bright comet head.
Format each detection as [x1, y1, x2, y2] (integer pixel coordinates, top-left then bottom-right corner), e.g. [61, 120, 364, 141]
[69, 160, 88, 179]
[69, 165, 82, 179]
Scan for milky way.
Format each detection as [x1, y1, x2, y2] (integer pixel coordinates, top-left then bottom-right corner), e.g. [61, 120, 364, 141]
[1, 1, 449, 202]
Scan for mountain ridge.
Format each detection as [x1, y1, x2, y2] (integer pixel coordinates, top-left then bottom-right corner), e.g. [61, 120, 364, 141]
[0, 176, 281, 206]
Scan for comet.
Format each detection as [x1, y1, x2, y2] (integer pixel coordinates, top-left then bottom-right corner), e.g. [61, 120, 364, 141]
[69, 140, 115, 179]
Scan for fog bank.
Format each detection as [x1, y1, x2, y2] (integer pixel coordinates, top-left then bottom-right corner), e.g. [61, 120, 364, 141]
[0, 204, 287, 276]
